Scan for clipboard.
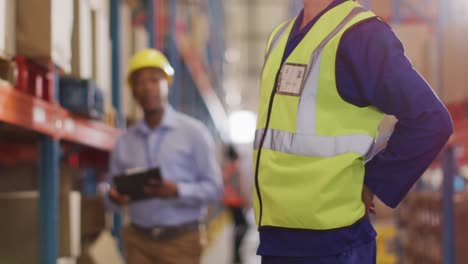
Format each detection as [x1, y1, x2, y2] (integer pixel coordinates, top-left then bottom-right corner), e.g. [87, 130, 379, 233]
[112, 167, 162, 201]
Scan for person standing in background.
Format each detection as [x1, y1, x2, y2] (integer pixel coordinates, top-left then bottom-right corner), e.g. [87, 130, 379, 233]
[222, 144, 249, 264]
[103, 49, 222, 264]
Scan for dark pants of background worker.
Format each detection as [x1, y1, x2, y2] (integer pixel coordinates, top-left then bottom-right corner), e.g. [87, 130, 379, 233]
[261, 239, 376, 264]
[229, 206, 249, 264]
[122, 225, 203, 264]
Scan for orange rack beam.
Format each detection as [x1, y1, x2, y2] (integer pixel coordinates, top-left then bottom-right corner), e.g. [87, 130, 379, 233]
[0, 84, 121, 151]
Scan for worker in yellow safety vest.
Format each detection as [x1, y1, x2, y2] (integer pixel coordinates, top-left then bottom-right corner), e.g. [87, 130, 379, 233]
[254, 0, 453, 263]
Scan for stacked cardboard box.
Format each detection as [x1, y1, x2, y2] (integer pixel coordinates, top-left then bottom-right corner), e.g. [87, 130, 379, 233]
[0, 191, 82, 263]
[392, 22, 468, 104]
[72, 0, 93, 79]
[16, 0, 74, 73]
[71, 0, 113, 121]
[370, 0, 392, 19]
[81, 196, 106, 239]
[440, 24, 468, 104]
[0, 165, 83, 262]
[122, 3, 136, 121]
[0, 0, 15, 59]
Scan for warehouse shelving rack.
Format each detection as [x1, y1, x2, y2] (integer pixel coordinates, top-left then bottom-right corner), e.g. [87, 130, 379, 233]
[0, 0, 226, 262]
[0, 72, 122, 264]
[0, 1, 125, 263]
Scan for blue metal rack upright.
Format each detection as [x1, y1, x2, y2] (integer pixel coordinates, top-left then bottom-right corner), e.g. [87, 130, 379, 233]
[167, 0, 181, 109]
[111, 0, 123, 128]
[110, 0, 125, 251]
[0, 61, 121, 264]
[38, 131, 60, 264]
[110, 0, 124, 251]
[443, 146, 456, 264]
[38, 68, 60, 264]
[145, 0, 156, 48]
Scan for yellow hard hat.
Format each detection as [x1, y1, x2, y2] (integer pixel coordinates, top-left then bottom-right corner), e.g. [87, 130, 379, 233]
[127, 48, 175, 87]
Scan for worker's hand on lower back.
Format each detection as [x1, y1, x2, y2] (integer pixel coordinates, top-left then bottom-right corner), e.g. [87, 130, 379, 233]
[144, 179, 179, 198]
[362, 185, 376, 218]
[108, 187, 130, 206]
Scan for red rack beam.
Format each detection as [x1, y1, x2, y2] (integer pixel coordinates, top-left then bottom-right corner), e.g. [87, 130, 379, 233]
[60, 110, 120, 151]
[0, 84, 60, 137]
[0, 84, 121, 151]
[450, 120, 468, 147]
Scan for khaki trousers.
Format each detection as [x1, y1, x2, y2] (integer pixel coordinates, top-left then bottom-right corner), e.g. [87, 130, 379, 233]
[122, 225, 203, 264]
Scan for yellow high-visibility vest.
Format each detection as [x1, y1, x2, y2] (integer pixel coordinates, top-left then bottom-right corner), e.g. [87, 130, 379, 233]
[254, 0, 384, 230]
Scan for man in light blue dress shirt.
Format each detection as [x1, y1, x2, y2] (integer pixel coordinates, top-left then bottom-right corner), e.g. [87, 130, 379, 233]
[105, 49, 222, 264]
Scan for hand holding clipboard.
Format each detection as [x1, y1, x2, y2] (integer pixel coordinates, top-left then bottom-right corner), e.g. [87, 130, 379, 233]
[110, 167, 178, 204]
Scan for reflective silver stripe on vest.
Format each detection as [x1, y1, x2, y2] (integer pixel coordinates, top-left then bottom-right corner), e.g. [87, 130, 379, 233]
[297, 6, 367, 134]
[254, 129, 375, 158]
[256, 7, 376, 158]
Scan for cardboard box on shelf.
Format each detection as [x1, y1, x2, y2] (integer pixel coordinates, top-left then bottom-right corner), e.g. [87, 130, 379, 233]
[93, 1, 112, 111]
[441, 23, 468, 104]
[370, 0, 392, 20]
[121, 2, 136, 120]
[61, 191, 82, 258]
[16, 0, 74, 73]
[422, 34, 439, 93]
[0, 0, 15, 59]
[0, 163, 79, 193]
[392, 22, 468, 104]
[72, 0, 94, 79]
[0, 164, 37, 192]
[132, 26, 150, 54]
[0, 58, 16, 86]
[72, 0, 111, 107]
[61, 164, 81, 194]
[392, 23, 430, 74]
[81, 196, 106, 239]
[0, 191, 81, 263]
[104, 105, 117, 127]
[0, 191, 39, 264]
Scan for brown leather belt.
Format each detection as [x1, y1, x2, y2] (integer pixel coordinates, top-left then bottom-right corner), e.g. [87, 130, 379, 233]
[131, 220, 201, 241]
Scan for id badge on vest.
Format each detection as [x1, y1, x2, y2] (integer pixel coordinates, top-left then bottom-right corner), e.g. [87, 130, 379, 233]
[276, 63, 307, 96]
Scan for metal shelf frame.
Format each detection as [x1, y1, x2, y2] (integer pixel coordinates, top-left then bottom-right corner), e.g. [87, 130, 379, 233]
[110, 0, 124, 252]
[0, 0, 228, 262]
[0, 1, 123, 263]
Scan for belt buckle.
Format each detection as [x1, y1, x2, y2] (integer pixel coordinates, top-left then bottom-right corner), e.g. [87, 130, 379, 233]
[151, 227, 163, 238]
